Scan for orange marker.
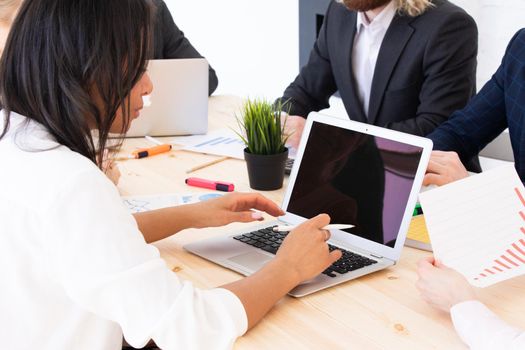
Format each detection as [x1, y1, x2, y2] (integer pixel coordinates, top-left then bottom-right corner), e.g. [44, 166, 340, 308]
[131, 144, 172, 159]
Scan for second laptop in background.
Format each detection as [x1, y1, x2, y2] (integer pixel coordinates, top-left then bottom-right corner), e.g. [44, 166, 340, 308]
[126, 58, 208, 137]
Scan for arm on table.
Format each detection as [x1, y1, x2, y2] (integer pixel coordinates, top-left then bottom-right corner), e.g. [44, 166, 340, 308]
[133, 192, 284, 243]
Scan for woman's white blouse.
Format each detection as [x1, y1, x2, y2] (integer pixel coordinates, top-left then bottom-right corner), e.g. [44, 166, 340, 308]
[451, 301, 525, 349]
[0, 112, 247, 349]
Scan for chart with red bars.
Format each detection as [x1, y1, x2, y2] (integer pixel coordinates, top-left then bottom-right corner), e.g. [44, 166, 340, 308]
[474, 187, 525, 282]
[419, 164, 525, 288]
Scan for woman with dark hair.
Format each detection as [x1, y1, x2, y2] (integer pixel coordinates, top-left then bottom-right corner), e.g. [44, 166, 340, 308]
[0, 0, 218, 95]
[0, 0, 215, 184]
[0, 1, 341, 349]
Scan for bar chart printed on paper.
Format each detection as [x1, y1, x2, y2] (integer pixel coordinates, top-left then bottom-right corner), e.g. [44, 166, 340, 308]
[172, 129, 245, 159]
[419, 165, 525, 287]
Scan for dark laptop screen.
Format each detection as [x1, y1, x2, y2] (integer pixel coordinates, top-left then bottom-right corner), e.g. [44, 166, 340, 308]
[287, 121, 424, 247]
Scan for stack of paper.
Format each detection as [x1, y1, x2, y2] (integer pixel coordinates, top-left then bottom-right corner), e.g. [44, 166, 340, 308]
[419, 164, 525, 288]
[405, 215, 432, 251]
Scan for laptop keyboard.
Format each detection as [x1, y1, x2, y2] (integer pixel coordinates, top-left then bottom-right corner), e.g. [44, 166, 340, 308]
[284, 158, 294, 175]
[233, 225, 378, 278]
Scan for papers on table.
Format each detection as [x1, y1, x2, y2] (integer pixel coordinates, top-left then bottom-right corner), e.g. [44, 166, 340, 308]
[419, 164, 525, 288]
[405, 215, 432, 251]
[122, 193, 224, 213]
[171, 128, 245, 159]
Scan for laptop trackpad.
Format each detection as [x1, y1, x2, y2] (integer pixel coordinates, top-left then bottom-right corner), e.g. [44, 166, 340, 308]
[227, 251, 272, 272]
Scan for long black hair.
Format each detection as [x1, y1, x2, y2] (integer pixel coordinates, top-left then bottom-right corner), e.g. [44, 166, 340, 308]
[0, 0, 153, 165]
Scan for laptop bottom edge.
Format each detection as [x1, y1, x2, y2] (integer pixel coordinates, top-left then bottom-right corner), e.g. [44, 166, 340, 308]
[183, 233, 393, 297]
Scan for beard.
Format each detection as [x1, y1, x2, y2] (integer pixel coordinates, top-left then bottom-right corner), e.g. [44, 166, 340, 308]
[341, 0, 392, 12]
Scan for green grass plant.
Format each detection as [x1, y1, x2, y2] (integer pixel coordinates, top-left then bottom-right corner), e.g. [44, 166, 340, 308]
[235, 98, 289, 155]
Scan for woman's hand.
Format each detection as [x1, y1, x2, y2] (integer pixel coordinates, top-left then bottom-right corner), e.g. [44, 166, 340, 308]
[191, 192, 285, 228]
[223, 214, 342, 329]
[416, 257, 477, 312]
[276, 213, 342, 283]
[134, 192, 283, 243]
[423, 151, 469, 186]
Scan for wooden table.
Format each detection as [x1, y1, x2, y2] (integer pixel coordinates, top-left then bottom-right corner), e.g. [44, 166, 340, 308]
[117, 95, 525, 349]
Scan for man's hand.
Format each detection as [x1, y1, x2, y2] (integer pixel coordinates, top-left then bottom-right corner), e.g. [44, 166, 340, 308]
[423, 151, 469, 186]
[283, 115, 306, 150]
[416, 257, 477, 312]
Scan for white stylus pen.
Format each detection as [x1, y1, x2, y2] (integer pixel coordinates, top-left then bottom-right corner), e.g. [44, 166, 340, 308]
[272, 224, 354, 232]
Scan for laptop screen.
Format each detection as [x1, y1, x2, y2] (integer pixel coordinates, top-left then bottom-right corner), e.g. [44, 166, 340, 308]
[287, 121, 424, 247]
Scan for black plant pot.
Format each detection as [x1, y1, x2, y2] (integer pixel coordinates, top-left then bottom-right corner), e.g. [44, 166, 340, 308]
[244, 148, 289, 191]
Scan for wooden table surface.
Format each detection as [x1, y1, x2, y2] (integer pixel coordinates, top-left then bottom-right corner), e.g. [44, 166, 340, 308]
[116, 95, 525, 349]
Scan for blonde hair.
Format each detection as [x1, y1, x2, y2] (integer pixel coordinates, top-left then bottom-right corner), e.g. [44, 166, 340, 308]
[394, 0, 433, 17]
[337, 0, 434, 17]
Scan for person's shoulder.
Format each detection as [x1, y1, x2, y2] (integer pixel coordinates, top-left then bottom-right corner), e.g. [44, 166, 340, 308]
[5, 112, 102, 180]
[48, 144, 100, 176]
[410, 0, 476, 32]
[0, 119, 110, 212]
[322, 0, 356, 32]
[412, 0, 472, 20]
[36, 146, 118, 209]
[151, 0, 167, 10]
[150, 0, 170, 21]
[27, 142, 105, 196]
[326, 0, 355, 19]
[508, 28, 525, 47]
[500, 29, 525, 66]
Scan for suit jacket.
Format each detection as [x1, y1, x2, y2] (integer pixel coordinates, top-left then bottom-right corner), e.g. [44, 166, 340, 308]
[277, 0, 477, 137]
[152, 0, 218, 95]
[429, 29, 525, 182]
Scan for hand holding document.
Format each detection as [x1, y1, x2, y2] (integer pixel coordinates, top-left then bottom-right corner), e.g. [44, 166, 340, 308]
[419, 164, 525, 287]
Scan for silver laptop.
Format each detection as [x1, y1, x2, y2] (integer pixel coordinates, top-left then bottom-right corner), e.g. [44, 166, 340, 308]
[184, 112, 432, 297]
[125, 58, 208, 137]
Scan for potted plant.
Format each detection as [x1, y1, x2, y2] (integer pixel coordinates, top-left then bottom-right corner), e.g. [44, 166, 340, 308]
[235, 98, 289, 191]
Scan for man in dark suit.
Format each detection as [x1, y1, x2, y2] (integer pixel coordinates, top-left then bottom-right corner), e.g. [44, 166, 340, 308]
[152, 0, 218, 95]
[277, 0, 478, 168]
[424, 29, 525, 186]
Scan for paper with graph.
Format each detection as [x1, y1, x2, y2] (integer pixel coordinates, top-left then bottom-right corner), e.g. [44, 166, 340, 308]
[419, 164, 525, 288]
[122, 193, 223, 213]
[122, 194, 182, 213]
[171, 128, 245, 159]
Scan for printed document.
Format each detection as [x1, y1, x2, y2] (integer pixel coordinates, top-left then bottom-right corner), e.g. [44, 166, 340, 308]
[419, 164, 525, 287]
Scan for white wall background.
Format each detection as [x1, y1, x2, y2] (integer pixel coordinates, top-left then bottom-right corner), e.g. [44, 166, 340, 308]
[165, 0, 525, 98]
[452, 0, 525, 88]
[164, 0, 298, 99]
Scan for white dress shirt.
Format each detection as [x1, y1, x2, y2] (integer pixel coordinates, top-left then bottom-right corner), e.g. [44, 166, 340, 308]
[451, 301, 525, 349]
[352, 1, 397, 117]
[0, 112, 247, 349]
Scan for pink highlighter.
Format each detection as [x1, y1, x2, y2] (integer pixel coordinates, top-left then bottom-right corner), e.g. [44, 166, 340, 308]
[185, 177, 235, 192]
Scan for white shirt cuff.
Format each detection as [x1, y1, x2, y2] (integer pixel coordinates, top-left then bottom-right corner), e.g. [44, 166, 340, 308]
[451, 300, 525, 349]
